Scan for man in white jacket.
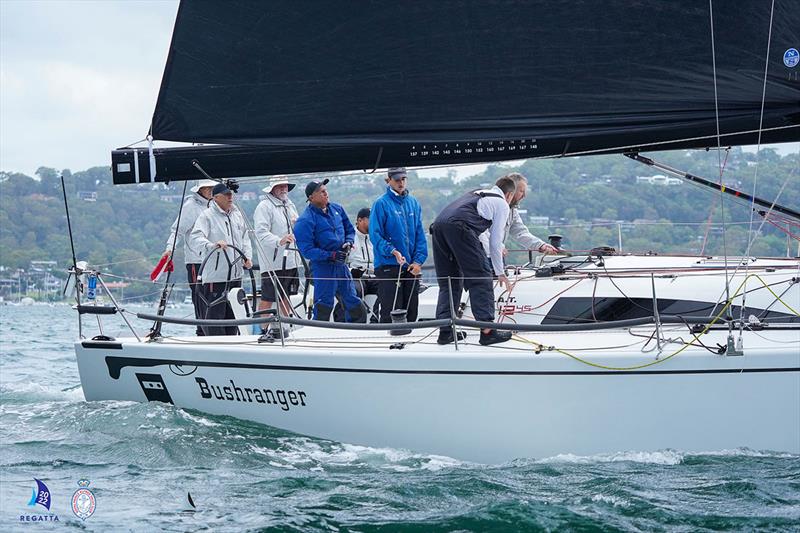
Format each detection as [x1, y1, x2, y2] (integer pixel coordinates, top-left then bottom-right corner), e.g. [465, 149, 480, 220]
[334, 207, 380, 322]
[190, 182, 253, 336]
[253, 177, 300, 337]
[162, 179, 215, 335]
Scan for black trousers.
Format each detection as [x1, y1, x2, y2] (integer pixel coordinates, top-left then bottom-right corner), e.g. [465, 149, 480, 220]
[199, 280, 241, 336]
[432, 222, 495, 331]
[375, 264, 420, 323]
[186, 263, 205, 335]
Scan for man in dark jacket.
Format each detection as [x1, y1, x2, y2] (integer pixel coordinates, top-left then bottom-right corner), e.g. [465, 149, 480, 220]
[369, 167, 428, 322]
[294, 180, 365, 322]
[432, 176, 516, 346]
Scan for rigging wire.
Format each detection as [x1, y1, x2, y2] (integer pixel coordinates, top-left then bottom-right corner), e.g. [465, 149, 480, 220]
[704, 162, 799, 315]
[708, 0, 732, 317]
[699, 149, 729, 255]
[740, 0, 777, 339]
[149, 180, 188, 339]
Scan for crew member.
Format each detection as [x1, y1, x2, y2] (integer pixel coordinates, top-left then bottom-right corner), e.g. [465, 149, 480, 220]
[190, 182, 253, 336]
[294, 179, 364, 322]
[479, 172, 558, 261]
[162, 179, 216, 335]
[253, 176, 300, 339]
[370, 167, 427, 322]
[347, 207, 380, 321]
[432, 176, 516, 346]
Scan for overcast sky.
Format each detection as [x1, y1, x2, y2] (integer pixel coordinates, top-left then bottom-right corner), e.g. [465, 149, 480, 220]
[0, 1, 796, 179]
[0, 0, 179, 176]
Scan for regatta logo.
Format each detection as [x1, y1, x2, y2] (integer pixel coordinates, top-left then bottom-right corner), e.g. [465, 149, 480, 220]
[20, 478, 60, 522]
[195, 377, 307, 411]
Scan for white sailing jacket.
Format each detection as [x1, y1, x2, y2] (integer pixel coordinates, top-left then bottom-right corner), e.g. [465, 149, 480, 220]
[348, 229, 374, 275]
[253, 194, 299, 271]
[479, 206, 546, 257]
[190, 201, 253, 283]
[164, 193, 210, 264]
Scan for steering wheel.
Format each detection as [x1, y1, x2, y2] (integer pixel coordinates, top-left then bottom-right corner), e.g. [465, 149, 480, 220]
[197, 244, 257, 314]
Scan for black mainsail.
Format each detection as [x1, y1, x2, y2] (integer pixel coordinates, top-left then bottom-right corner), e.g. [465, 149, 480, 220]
[113, 0, 799, 183]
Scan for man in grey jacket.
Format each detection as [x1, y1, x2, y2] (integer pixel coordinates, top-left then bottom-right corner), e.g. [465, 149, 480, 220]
[190, 182, 253, 336]
[163, 179, 215, 335]
[253, 177, 300, 337]
[479, 172, 558, 262]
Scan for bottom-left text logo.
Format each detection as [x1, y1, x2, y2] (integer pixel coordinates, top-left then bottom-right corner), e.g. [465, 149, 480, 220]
[20, 478, 60, 522]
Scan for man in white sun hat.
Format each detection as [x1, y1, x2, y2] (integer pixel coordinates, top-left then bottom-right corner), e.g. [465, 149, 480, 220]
[163, 178, 215, 334]
[253, 176, 301, 340]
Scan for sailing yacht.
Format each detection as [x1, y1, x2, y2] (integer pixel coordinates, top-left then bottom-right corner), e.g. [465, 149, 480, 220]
[70, 1, 799, 462]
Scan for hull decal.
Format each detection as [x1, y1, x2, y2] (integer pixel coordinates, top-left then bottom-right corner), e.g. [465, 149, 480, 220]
[136, 373, 174, 404]
[104, 356, 800, 380]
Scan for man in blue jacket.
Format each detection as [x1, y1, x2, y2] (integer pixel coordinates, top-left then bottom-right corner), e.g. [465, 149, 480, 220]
[370, 167, 428, 322]
[294, 179, 365, 322]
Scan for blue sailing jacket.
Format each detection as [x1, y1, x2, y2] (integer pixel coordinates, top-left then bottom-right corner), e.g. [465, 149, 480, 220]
[294, 202, 355, 264]
[369, 187, 428, 269]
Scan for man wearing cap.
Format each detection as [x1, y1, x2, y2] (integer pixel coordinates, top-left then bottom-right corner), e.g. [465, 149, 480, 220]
[189, 182, 253, 335]
[294, 179, 365, 322]
[370, 167, 428, 323]
[478, 172, 559, 263]
[346, 207, 380, 321]
[162, 179, 215, 334]
[253, 176, 300, 339]
[432, 176, 517, 346]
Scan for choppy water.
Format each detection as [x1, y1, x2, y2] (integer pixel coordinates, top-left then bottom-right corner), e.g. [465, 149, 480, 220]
[1, 306, 799, 531]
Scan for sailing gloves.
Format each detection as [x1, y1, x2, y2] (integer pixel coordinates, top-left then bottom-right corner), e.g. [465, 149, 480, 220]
[330, 242, 353, 264]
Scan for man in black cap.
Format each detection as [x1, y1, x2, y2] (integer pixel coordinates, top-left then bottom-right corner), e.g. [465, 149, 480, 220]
[432, 176, 516, 346]
[189, 181, 253, 335]
[294, 179, 365, 322]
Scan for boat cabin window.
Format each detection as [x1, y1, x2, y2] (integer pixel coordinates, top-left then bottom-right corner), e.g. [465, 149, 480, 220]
[542, 297, 798, 324]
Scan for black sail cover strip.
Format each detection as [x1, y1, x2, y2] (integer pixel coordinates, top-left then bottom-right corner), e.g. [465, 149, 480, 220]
[114, 0, 800, 183]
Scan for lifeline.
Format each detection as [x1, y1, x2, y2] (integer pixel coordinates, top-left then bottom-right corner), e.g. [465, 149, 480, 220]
[195, 377, 307, 411]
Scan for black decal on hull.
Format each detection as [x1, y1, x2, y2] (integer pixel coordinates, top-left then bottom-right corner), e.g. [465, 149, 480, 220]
[106, 356, 800, 379]
[136, 373, 174, 404]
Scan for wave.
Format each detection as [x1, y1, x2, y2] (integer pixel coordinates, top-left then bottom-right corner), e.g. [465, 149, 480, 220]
[0, 381, 84, 402]
[538, 449, 686, 465]
[249, 437, 465, 472]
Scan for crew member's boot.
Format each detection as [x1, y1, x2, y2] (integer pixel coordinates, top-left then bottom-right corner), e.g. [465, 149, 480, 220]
[314, 303, 334, 322]
[479, 329, 513, 346]
[346, 303, 367, 323]
[436, 327, 467, 345]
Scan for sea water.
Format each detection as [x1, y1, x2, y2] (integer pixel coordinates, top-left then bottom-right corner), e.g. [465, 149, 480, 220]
[1, 306, 798, 531]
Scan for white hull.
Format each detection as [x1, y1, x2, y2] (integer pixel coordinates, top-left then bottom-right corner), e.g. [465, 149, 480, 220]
[76, 325, 800, 463]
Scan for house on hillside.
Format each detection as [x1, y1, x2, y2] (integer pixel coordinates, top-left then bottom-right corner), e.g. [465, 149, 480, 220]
[77, 191, 97, 201]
